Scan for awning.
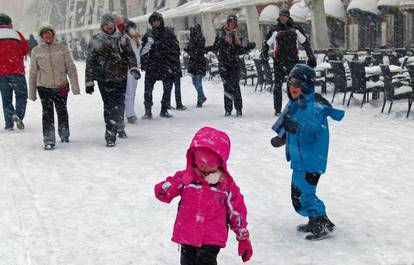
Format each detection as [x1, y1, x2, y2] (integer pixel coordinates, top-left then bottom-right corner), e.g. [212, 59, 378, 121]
[325, 0, 346, 19]
[290, 0, 310, 23]
[378, 0, 401, 13]
[259, 5, 280, 24]
[347, 0, 381, 15]
[400, 0, 414, 10]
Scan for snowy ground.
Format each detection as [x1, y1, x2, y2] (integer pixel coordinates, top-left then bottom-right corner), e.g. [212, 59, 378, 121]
[1, 61, 414, 265]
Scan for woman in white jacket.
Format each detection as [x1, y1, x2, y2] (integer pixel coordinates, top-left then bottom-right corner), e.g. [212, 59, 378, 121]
[124, 20, 142, 123]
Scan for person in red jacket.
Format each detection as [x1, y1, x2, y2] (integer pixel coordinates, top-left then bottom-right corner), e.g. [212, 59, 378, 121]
[154, 127, 253, 264]
[0, 13, 29, 130]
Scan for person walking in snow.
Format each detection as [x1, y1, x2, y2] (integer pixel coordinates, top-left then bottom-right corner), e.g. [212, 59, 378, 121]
[123, 19, 142, 124]
[29, 25, 80, 150]
[262, 8, 317, 116]
[154, 127, 253, 264]
[271, 64, 344, 240]
[184, 24, 208, 108]
[0, 13, 29, 131]
[85, 14, 139, 147]
[28, 34, 38, 56]
[140, 12, 182, 119]
[207, 15, 255, 117]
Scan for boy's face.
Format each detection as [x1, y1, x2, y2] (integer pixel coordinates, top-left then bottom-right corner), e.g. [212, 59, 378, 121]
[41, 31, 54, 44]
[197, 164, 219, 175]
[289, 78, 302, 99]
[152, 20, 161, 28]
[102, 24, 115, 34]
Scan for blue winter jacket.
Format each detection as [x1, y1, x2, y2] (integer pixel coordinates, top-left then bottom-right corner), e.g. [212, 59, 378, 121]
[272, 93, 345, 174]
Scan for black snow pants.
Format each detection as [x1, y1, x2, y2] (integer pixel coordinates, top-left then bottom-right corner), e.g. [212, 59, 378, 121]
[180, 244, 221, 265]
[220, 67, 242, 112]
[273, 57, 298, 114]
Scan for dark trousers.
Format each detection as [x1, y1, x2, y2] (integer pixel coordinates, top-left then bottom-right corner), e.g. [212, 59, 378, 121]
[169, 77, 183, 107]
[221, 70, 242, 112]
[273, 58, 298, 113]
[180, 245, 221, 265]
[0, 74, 27, 129]
[97, 81, 126, 141]
[144, 77, 172, 112]
[38, 87, 69, 144]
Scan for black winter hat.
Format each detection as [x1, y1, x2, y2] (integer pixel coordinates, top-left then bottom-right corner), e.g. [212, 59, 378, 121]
[227, 14, 238, 24]
[101, 14, 115, 26]
[125, 19, 137, 32]
[148, 12, 163, 25]
[279, 8, 290, 18]
[0, 13, 12, 26]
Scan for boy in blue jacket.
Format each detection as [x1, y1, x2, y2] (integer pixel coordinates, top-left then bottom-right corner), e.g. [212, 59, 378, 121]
[271, 64, 345, 240]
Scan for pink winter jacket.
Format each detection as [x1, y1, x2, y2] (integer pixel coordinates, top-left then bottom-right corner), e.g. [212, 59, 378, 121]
[154, 127, 248, 248]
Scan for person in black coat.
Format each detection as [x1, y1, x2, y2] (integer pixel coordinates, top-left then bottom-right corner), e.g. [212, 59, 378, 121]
[184, 24, 207, 107]
[207, 15, 255, 117]
[85, 14, 139, 147]
[140, 12, 181, 118]
[261, 8, 316, 116]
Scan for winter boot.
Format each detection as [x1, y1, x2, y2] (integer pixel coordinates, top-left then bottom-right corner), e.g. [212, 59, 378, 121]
[127, 115, 138, 124]
[117, 129, 128, 139]
[142, 105, 153, 120]
[61, 137, 69, 143]
[160, 110, 173, 118]
[44, 144, 55, 150]
[305, 216, 336, 241]
[176, 104, 187, 110]
[236, 110, 242, 117]
[297, 217, 317, 233]
[12, 114, 24, 130]
[225, 111, 232, 116]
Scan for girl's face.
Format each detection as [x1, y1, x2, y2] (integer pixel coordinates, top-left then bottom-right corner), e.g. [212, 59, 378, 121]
[197, 164, 219, 175]
[128, 28, 137, 37]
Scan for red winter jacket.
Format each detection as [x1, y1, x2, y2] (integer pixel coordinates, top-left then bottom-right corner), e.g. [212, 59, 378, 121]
[0, 26, 29, 76]
[155, 127, 248, 247]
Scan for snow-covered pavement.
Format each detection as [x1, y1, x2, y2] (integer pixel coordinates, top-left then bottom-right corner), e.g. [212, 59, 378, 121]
[1, 61, 414, 265]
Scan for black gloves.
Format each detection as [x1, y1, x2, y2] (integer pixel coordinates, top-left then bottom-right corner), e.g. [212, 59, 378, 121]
[85, 85, 94, 94]
[247, 42, 256, 50]
[271, 136, 286, 148]
[283, 116, 298, 134]
[130, 69, 141, 80]
[307, 55, 317, 68]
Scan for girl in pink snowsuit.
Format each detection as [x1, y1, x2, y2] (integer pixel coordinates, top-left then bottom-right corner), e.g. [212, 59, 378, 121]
[154, 127, 253, 264]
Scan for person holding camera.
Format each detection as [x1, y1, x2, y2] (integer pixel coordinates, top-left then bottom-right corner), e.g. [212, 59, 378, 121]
[208, 15, 255, 117]
[85, 14, 138, 147]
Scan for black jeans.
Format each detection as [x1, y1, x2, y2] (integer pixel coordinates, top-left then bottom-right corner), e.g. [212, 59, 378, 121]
[180, 245, 221, 265]
[273, 58, 298, 113]
[221, 69, 242, 112]
[97, 81, 126, 141]
[38, 87, 69, 144]
[144, 77, 173, 112]
[170, 77, 183, 107]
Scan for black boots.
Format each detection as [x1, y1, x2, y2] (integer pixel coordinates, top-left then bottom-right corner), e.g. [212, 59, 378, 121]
[142, 104, 153, 120]
[298, 216, 336, 240]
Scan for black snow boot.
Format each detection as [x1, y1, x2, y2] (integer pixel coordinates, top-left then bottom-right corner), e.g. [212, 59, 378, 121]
[297, 217, 318, 233]
[117, 129, 127, 139]
[142, 104, 153, 120]
[160, 106, 173, 118]
[305, 215, 336, 241]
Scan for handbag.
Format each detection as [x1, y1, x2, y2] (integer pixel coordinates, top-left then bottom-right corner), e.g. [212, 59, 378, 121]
[58, 83, 70, 97]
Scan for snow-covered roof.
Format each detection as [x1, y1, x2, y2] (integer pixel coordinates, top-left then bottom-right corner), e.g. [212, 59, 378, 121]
[400, 0, 414, 10]
[378, 0, 401, 7]
[290, 0, 310, 23]
[325, 0, 346, 19]
[259, 5, 280, 24]
[347, 0, 381, 15]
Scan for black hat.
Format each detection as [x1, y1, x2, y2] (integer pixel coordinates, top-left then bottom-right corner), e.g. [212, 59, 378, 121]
[101, 14, 115, 26]
[0, 13, 12, 26]
[148, 12, 163, 25]
[279, 8, 290, 18]
[125, 19, 137, 32]
[227, 14, 238, 24]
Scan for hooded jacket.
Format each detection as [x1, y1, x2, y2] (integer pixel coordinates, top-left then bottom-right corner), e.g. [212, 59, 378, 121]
[85, 29, 138, 85]
[0, 26, 29, 76]
[272, 92, 344, 174]
[154, 127, 248, 247]
[184, 25, 207, 75]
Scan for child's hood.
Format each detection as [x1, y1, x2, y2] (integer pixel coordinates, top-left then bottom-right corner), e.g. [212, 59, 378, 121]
[186, 127, 232, 181]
